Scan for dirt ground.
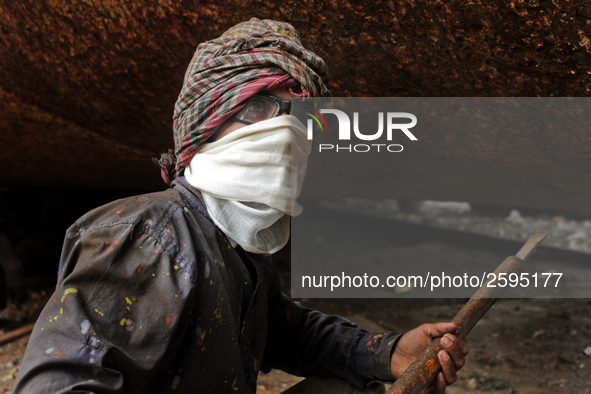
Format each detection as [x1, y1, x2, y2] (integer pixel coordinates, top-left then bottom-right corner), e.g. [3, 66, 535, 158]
[1, 206, 590, 393]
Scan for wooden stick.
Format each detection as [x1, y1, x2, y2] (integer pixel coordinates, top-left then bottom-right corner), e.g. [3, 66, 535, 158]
[0, 323, 35, 346]
[386, 233, 547, 394]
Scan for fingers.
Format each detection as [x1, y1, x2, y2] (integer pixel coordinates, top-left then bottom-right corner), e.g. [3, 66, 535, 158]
[438, 349, 457, 385]
[423, 372, 446, 394]
[420, 322, 457, 339]
[434, 372, 446, 394]
[441, 334, 466, 370]
[458, 336, 469, 356]
[410, 322, 470, 391]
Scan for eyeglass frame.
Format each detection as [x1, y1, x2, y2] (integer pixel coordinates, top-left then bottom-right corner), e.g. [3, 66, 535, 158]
[230, 92, 292, 125]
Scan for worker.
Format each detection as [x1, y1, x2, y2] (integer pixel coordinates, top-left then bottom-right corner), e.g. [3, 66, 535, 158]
[13, 18, 467, 394]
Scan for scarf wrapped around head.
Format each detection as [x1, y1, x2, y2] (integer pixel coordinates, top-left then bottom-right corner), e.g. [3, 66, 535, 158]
[156, 18, 330, 184]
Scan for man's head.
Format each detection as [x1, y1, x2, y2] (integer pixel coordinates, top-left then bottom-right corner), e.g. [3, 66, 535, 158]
[156, 18, 330, 184]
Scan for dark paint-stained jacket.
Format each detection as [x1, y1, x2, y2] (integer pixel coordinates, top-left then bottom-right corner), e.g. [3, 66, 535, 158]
[13, 178, 399, 393]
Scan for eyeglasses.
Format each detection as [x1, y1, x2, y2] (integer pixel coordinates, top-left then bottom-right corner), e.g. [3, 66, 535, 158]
[231, 92, 291, 125]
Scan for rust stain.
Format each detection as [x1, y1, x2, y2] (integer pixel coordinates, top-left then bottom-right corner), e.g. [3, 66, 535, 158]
[1, 1, 591, 217]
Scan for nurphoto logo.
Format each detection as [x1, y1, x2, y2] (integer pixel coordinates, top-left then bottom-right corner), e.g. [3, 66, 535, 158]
[304, 108, 418, 153]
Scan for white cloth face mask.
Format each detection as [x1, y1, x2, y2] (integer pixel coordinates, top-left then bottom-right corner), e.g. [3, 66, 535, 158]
[185, 115, 311, 254]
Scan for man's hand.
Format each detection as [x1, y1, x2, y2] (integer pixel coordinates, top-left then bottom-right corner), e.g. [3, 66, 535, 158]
[390, 322, 469, 394]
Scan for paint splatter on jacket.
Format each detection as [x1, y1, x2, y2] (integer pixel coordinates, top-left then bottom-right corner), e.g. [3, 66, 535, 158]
[13, 178, 399, 393]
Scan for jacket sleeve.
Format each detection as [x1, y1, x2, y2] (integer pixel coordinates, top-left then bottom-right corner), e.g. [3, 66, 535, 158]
[13, 213, 195, 394]
[261, 270, 401, 390]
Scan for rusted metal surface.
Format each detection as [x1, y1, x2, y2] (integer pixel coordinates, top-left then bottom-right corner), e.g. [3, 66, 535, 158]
[0, 1, 590, 199]
[0, 88, 159, 189]
[387, 234, 547, 394]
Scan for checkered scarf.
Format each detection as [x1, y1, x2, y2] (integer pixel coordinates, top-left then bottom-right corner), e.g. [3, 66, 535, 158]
[156, 18, 330, 184]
